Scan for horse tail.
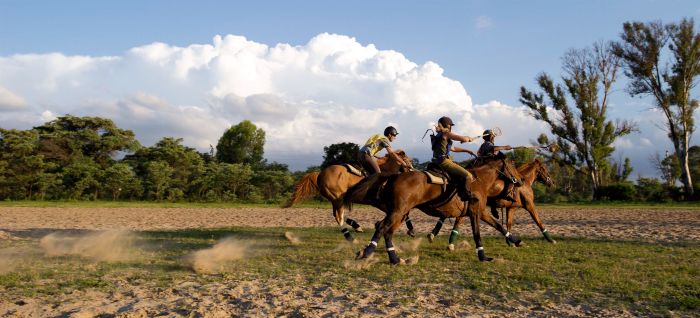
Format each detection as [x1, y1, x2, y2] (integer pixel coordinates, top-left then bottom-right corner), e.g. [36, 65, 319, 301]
[282, 171, 320, 208]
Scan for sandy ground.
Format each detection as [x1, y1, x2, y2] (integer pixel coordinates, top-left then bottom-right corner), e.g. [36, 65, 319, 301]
[0, 206, 698, 317]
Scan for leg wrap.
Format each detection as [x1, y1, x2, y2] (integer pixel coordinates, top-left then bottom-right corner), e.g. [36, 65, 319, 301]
[449, 230, 459, 245]
[346, 218, 361, 229]
[542, 229, 555, 242]
[363, 240, 378, 256]
[386, 243, 400, 265]
[431, 219, 444, 236]
[341, 227, 354, 241]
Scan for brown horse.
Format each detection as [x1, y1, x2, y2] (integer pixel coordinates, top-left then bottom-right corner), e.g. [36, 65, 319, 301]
[283, 151, 413, 242]
[346, 158, 522, 263]
[428, 159, 556, 247]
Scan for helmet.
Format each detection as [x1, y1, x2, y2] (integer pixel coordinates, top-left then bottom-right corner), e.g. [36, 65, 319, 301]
[384, 126, 399, 137]
[483, 129, 493, 140]
[438, 116, 455, 127]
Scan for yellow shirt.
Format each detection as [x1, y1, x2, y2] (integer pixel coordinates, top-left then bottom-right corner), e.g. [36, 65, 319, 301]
[361, 134, 391, 156]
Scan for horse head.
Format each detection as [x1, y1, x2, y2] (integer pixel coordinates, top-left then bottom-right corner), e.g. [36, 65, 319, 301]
[380, 149, 413, 173]
[533, 159, 554, 187]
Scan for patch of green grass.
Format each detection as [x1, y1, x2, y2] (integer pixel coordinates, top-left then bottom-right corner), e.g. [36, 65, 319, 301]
[0, 227, 697, 316]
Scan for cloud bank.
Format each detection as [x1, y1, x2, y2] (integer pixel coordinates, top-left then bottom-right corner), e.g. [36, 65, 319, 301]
[0, 33, 691, 175]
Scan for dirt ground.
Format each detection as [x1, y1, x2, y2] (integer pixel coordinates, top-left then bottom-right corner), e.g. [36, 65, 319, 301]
[1, 206, 698, 317]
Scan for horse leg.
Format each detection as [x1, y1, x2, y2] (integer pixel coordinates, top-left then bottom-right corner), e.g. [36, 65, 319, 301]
[405, 215, 416, 237]
[505, 206, 517, 247]
[523, 197, 556, 243]
[357, 219, 384, 259]
[480, 206, 522, 247]
[428, 217, 447, 243]
[447, 217, 463, 251]
[468, 200, 494, 262]
[383, 214, 405, 265]
[333, 201, 355, 242]
[345, 218, 363, 232]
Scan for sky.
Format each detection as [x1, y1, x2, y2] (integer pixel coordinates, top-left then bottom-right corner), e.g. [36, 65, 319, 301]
[0, 0, 698, 176]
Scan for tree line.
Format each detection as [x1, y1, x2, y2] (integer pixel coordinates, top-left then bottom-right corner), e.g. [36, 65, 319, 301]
[0, 116, 299, 202]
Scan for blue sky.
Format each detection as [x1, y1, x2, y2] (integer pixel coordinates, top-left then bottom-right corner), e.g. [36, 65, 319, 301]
[0, 0, 698, 175]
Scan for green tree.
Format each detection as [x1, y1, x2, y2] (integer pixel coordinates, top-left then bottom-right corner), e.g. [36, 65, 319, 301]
[321, 142, 359, 168]
[34, 115, 140, 168]
[145, 161, 173, 201]
[62, 157, 102, 200]
[103, 163, 141, 200]
[520, 41, 635, 195]
[0, 129, 46, 199]
[216, 120, 265, 166]
[125, 137, 205, 198]
[506, 147, 537, 166]
[252, 169, 295, 202]
[613, 18, 700, 198]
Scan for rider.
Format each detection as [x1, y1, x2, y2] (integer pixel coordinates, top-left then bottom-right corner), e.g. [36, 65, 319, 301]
[478, 129, 517, 218]
[357, 126, 407, 175]
[431, 116, 477, 202]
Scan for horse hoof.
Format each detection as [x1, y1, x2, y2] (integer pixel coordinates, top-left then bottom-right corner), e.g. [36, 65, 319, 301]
[427, 233, 435, 243]
[355, 226, 364, 233]
[479, 256, 494, 262]
[406, 229, 416, 237]
[355, 250, 365, 260]
[447, 244, 455, 252]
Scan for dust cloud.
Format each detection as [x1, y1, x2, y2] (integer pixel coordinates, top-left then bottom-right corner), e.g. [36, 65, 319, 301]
[188, 237, 251, 274]
[39, 230, 138, 262]
[284, 231, 301, 245]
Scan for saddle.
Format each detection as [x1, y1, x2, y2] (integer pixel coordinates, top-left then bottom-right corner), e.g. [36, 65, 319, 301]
[423, 162, 449, 185]
[343, 162, 366, 177]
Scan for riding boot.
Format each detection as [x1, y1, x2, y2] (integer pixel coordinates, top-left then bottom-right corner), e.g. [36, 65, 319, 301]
[458, 177, 476, 202]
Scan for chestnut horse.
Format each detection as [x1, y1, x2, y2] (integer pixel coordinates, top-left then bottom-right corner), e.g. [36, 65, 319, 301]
[346, 158, 523, 263]
[428, 159, 556, 247]
[283, 151, 414, 242]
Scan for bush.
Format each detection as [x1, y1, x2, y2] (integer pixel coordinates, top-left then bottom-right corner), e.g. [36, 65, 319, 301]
[594, 182, 637, 201]
[635, 178, 671, 202]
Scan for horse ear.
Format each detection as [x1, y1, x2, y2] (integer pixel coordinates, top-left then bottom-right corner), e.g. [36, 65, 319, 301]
[396, 149, 405, 156]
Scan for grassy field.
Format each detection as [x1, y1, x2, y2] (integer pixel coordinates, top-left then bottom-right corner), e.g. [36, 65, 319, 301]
[1, 227, 698, 316]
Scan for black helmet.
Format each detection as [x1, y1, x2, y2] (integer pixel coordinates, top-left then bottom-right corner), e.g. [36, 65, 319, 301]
[438, 116, 455, 127]
[384, 126, 399, 137]
[483, 129, 493, 140]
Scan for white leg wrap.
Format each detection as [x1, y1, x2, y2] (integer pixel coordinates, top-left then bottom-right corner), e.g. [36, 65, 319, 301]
[387, 247, 395, 251]
[369, 241, 378, 247]
[451, 230, 459, 234]
[505, 232, 511, 238]
[542, 229, 548, 233]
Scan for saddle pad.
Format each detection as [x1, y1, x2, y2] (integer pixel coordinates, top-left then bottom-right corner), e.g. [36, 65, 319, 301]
[344, 163, 364, 176]
[423, 171, 446, 185]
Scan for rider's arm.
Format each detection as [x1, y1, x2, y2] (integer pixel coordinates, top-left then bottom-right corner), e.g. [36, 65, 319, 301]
[385, 146, 408, 167]
[443, 131, 475, 143]
[451, 146, 476, 157]
[493, 145, 513, 152]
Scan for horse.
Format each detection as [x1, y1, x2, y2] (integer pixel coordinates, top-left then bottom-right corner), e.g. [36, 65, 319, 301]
[282, 150, 414, 242]
[345, 157, 523, 263]
[428, 159, 556, 247]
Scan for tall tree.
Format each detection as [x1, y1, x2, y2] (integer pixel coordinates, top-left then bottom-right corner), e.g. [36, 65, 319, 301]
[613, 18, 700, 198]
[34, 115, 140, 168]
[321, 142, 359, 168]
[216, 120, 265, 166]
[520, 41, 635, 194]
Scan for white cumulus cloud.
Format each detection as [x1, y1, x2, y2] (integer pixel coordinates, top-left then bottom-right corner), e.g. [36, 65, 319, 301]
[0, 86, 28, 110]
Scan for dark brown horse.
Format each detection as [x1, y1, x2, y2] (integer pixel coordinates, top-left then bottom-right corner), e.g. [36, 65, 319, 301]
[428, 159, 556, 247]
[283, 151, 414, 242]
[345, 158, 522, 263]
